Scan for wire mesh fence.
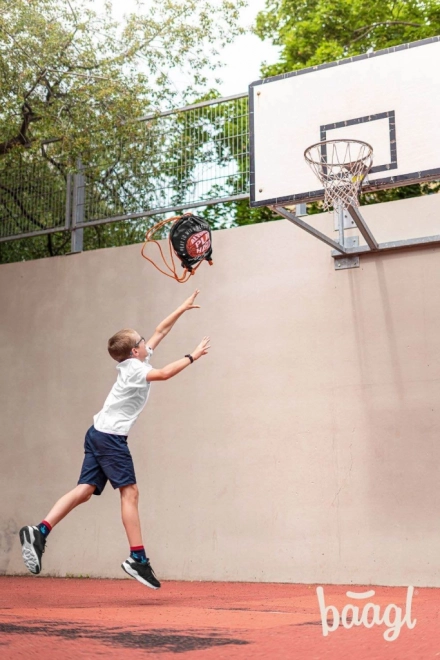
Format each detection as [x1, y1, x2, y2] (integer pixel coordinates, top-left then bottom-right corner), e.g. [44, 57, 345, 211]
[77, 94, 249, 225]
[0, 94, 250, 243]
[0, 155, 68, 241]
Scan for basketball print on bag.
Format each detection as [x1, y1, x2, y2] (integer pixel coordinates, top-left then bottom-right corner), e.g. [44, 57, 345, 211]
[186, 230, 211, 259]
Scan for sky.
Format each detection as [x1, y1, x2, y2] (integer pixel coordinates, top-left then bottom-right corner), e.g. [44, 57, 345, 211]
[201, 0, 281, 95]
[102, 0, 281, 98]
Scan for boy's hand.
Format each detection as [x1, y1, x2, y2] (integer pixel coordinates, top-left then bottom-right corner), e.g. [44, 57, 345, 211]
[181, 289, 201, 311]
[192, 336, 211, 360]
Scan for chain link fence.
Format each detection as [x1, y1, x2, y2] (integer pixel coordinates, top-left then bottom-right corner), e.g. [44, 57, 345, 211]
[0, 94, 250, 245]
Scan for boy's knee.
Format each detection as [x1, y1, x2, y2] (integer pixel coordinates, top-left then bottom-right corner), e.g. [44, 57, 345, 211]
[120, 484, 139, 502]
[77, 484, 95, 502]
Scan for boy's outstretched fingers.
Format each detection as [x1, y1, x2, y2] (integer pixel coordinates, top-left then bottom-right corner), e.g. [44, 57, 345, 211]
[192, 336, 211, 359]
[183, 289, 201, 310]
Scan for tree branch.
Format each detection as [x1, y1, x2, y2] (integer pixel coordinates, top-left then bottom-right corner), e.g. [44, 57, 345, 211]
[352, 20, 423, 34]
[40, 142, 67, 179]
[350, 20, 424, 44]
[45, 68, 114, 81]
[0, 104, 41, 155]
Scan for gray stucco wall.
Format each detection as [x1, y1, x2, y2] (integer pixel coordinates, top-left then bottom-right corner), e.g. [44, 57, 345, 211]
[1, 193, 440, 586]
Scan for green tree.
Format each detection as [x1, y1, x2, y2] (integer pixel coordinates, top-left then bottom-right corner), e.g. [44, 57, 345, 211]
[256, 0, 440, 77]
[0, 0, 244, 158]
[0, 0, 245, 262]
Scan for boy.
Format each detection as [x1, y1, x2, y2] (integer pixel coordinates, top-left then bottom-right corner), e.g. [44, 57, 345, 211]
[19, 289, 210, 589]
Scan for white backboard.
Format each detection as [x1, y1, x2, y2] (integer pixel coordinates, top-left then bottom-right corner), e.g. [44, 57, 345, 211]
[249, 37, 440, 207]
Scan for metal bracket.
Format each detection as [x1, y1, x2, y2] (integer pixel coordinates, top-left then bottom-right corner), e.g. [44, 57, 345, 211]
[273, 202, 440, 270]
[333, 236, 360, 270]
[334, 208, 356, 231]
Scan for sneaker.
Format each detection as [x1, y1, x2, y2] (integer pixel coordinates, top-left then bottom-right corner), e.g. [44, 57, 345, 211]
[19, 526, 46, 575]
[121, 557, 161, 589]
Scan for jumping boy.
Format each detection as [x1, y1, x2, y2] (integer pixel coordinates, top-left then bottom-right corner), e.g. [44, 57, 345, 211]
[19, 289, 210, 589]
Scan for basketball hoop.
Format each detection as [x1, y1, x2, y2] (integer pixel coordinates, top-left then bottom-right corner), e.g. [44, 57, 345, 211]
[304, 139, 373, 211]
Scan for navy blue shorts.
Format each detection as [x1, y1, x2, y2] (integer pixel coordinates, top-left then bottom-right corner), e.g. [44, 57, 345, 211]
[78, 426, 136, 495]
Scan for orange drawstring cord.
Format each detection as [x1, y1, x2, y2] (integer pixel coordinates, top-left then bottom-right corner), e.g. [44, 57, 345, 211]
[141, 215, 208, 283]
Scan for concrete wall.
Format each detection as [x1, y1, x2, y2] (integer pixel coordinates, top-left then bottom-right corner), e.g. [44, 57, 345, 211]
[1, 193, 440, 586]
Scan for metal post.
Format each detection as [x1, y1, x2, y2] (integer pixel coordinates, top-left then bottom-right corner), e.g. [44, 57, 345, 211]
[346, 203, 379, 251]
[71, 159, 85, 253]
[336, 205, 344, 247]
[65, 173, 72, 230]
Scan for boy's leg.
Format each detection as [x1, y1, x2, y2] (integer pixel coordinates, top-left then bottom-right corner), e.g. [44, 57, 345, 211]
[19, 484, 96, 575]
[119, 484, 160, 589]
[120, 484, 143, 547]
[20, 426, 107, 576]
[82, 428, 160, 588]
[44, 484, 96, 528]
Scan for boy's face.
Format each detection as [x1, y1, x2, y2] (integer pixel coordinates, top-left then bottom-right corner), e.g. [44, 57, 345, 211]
[131, 332, 148, 361]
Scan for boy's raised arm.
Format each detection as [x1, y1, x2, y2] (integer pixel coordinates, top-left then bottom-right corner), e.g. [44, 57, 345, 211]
[146, 289, 201, 350]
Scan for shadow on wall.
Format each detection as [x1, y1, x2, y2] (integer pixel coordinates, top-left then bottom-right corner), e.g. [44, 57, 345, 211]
[349, 254, 440, 531]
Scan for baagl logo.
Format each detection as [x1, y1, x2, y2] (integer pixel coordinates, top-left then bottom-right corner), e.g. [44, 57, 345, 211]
[316, 586, 416, 641]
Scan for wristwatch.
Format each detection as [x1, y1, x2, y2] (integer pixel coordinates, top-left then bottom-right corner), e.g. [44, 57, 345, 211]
[185, 354, 194, 364]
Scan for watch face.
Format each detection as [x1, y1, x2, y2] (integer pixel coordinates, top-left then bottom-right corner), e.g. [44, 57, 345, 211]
[186, 231, 211, 258]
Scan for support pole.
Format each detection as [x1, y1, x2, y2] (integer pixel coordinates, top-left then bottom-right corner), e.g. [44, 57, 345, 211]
[272, 205, 347, 255]
[71, 159, 85, 253]
[346, 204, 379, 251]
[336, 205, 345, 248]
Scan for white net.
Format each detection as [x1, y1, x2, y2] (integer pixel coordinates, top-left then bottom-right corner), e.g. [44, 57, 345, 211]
[304, 139, 373, 211]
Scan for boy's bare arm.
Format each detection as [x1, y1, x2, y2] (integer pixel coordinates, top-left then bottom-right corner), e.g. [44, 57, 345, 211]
[146, 289, 201, 351]
[146, 337, 210, 381]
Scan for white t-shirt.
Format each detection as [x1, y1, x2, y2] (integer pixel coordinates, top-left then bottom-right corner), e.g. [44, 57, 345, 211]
[93, 348, 154, 435]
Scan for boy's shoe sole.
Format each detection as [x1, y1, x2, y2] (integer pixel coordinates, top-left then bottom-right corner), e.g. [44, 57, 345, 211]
[19, 526, 44, 574]
[121, 558, 161, 589]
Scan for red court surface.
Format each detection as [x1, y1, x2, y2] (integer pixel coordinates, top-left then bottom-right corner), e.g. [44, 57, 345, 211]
[0, 576, 439, 659]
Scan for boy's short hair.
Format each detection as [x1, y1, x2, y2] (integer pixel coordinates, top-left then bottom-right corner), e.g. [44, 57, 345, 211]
[108, 329, 137, 362]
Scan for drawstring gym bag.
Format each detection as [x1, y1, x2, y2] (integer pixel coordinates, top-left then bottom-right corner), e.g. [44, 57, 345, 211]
[141, 213, 213, 283]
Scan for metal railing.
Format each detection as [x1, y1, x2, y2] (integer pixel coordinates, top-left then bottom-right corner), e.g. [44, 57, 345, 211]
[0, 93, 250, 247]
